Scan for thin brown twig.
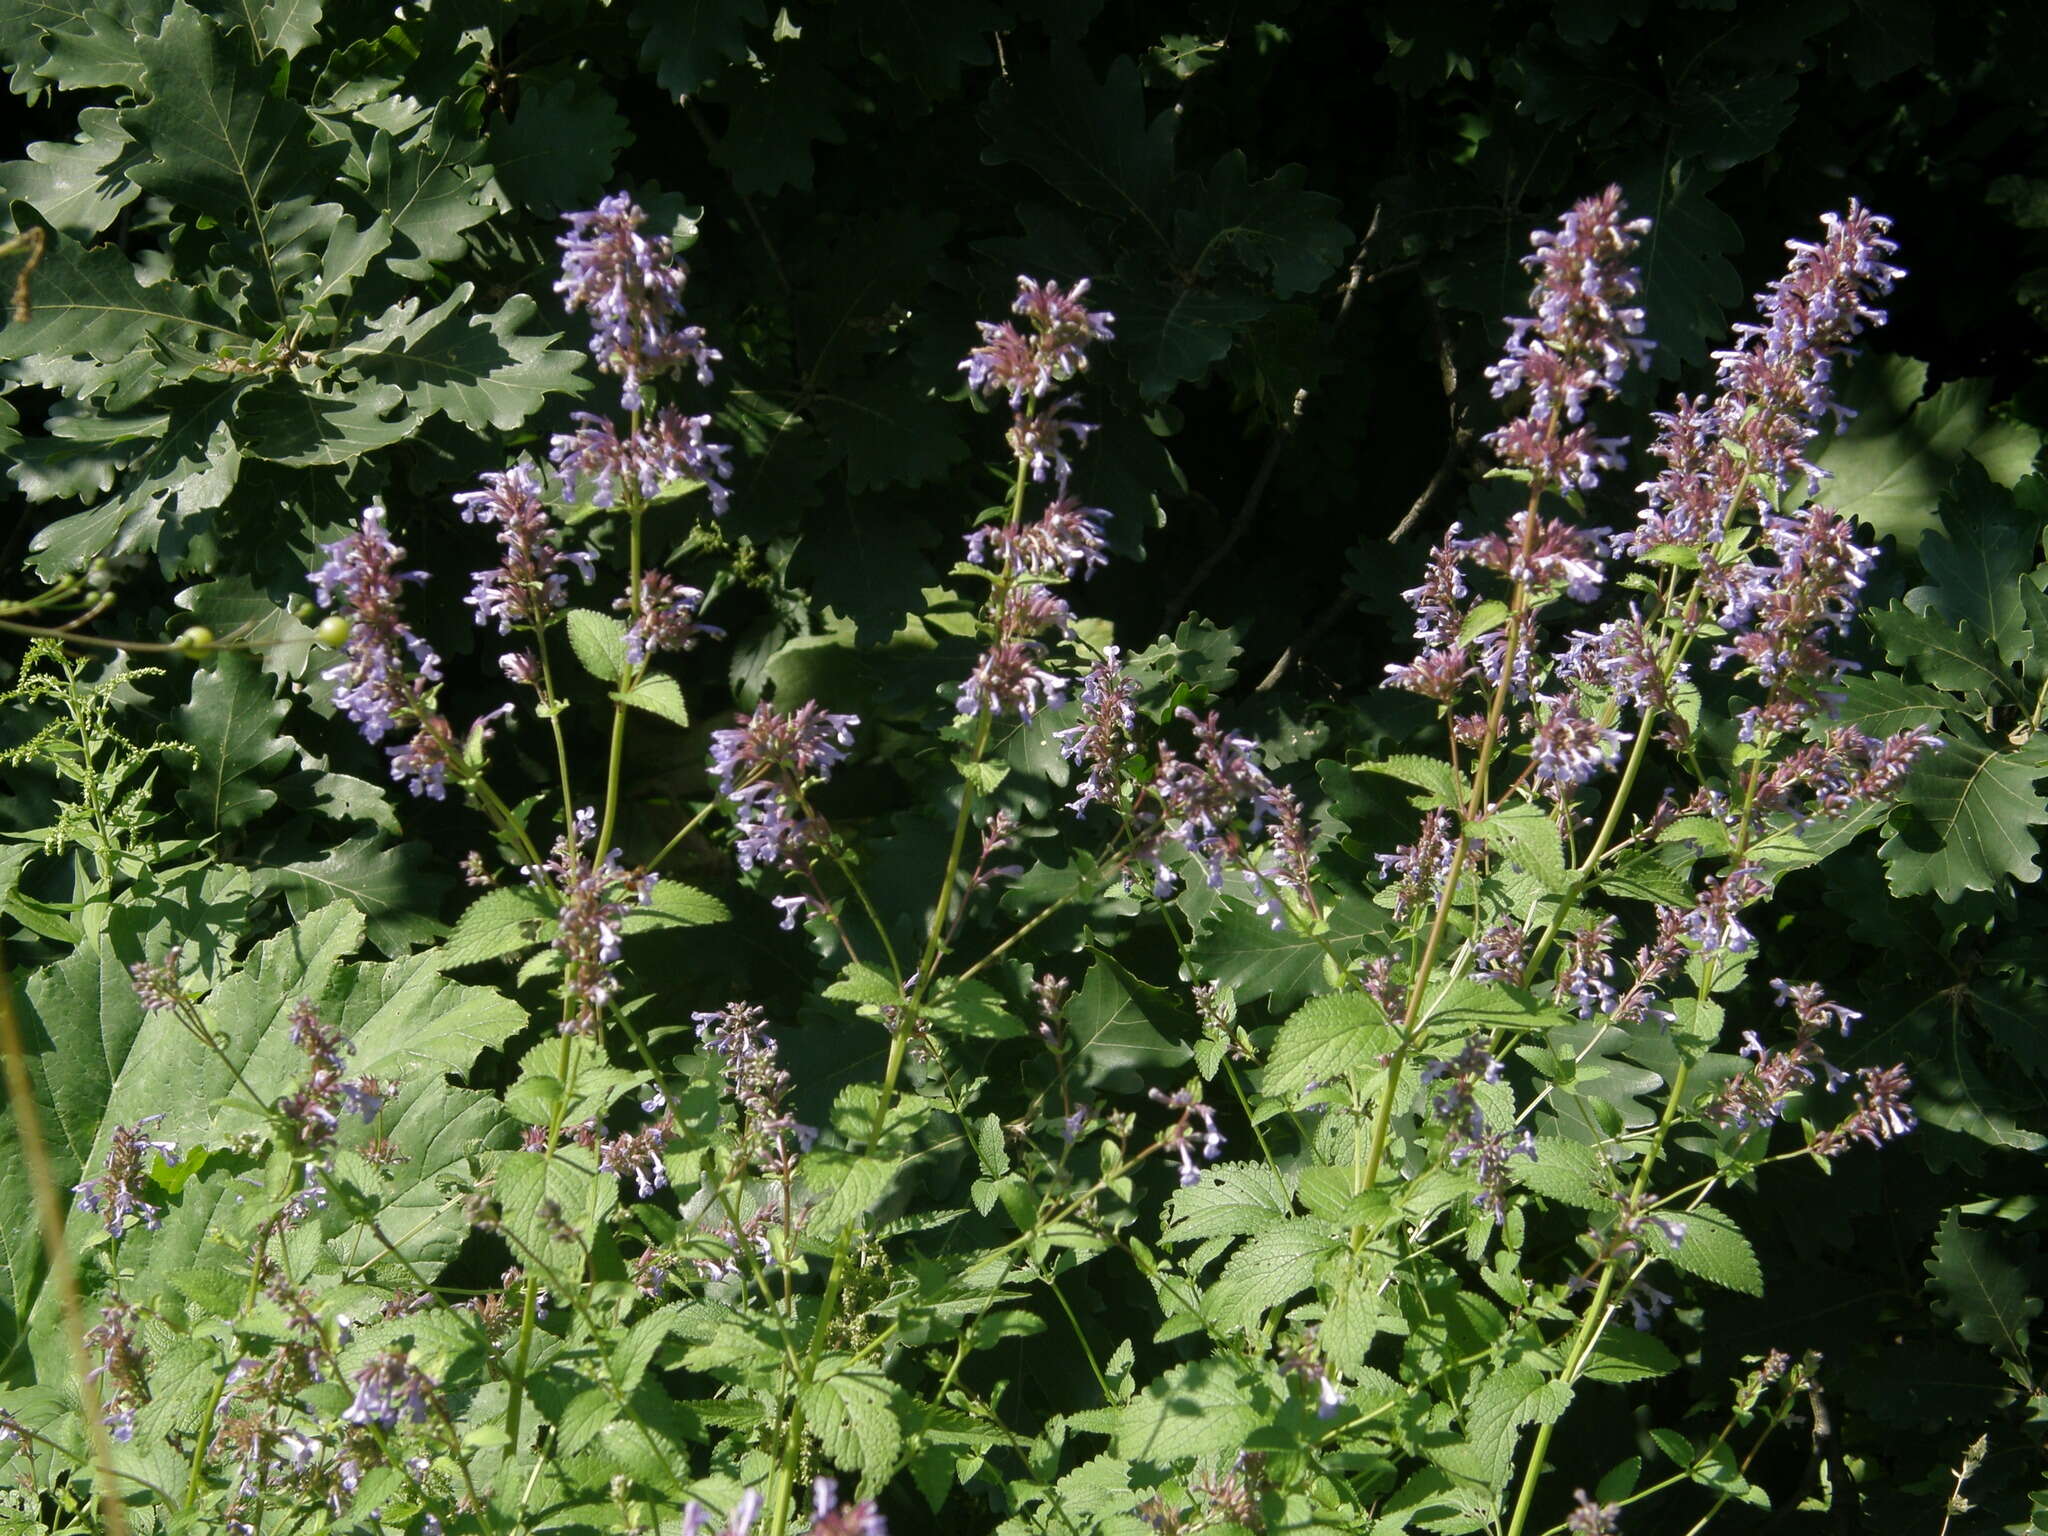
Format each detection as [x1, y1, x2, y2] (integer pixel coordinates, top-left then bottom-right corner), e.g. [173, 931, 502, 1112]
[1156, 207, 1383, 632]
[1258, 267, 1475, 692]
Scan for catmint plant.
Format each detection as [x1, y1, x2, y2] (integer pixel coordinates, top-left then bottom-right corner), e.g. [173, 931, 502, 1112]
[0, 170, 1973, 1536]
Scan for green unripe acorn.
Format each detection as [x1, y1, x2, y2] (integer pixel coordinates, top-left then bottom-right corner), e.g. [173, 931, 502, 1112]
[174, 625, 216, 656]
[314, 615, 351, 648]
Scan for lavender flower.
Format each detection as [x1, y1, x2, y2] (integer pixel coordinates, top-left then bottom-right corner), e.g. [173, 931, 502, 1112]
[1403, 524, 1468, 646]
[694, 1001, 814, 1172]
[962, 276, 1115, 407]
[1682, 865, 1770, 955]
[1554, 917, 1619, 1019]
[556, 193, 720, 410]
[550, 408, 734, 515]
[966, 496, 1113, 580]
[683, 1490, 765, 1536]
[83, 1298, 146, 1441]
[1482, 186, 1654, 491]
[526, 808, 657, 1036]
[1381, 645, 1474, 702]
[128, 947, 189, 1013]
[310, 508, 441, 744]
[708, 701, 859, 872]
[1422, 1038, 1534, 1221]
[276, 1001, 396, 1151]
[1375, 809, 1454, 921]
[618, 571, 722, 664]
[1566, 1490, 1622, 1535]
[456, 460, 594, 633]
[1459, 513, 1609, 601]
[809, 1476, 888, 1536]
[1057, 646, 1136, 815]
[1527, 694, 1627, 789]
[342, 1350, 434, 1430]
[600, 1123, 670, 1199]
[1627, 203, 1903, 555]
[957, 637, 1066, 719]
[310, 508, 495, 800]
[1280, 1331, 1346, 1421]
[73, 1116, 180, 1237]
[1816, 1063, 1916, 1151]
[1149, 1085, 1225, 1186]
[1154, 708, 1301, 898]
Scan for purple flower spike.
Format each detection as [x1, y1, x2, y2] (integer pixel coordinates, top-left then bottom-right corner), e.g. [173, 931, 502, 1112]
[73, 1117, 180, 1237]
[1056, 646, 1136, 815]
[457, 461, 594, 634]
[962, 275, 1115, 406]
[556, 193, 722, 410]
[1483, 185, 1654, 491]
[343, 1349, 435, 1430]
[525, 807, 657, 1036]
[618, 571, 723, 664]
[311, 508, 442, 744]
[708, 701, 859, 873]
[550, 407, 734, 515]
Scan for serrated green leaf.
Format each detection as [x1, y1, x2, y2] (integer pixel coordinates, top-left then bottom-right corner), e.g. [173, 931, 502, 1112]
[1202, 1220, 1331, 1330]
[252, 0, 321, 56]
[924, 977, 1027, 1039]
[1509, 1136, 1612, 1210]
[1909, 462, 2041, 664]
[1926, 1208, 2040, 1363]
[173, 648, 293, 832]
[1472, 802, 1568, 893]
[619, 671, 690, 726]
[126, 2, 344, 317]
[1597, 847, 1695, 908]
[1879, 729, 2048, 901]
[1066, 950, 1190, 1087]
[1179, 153, 1351, 297]
[626, 880, 728, 930]
[1361, 753, 1464, 809]
[255, 836, 452, 956]
[1442, 1363, 1571, 1488]
[344, 286, 586, 433]
[1, 110, 140, 238]
[1264, 991, 1392, 1097]
[497, 1146, 616, 1271]
[631, 0, 765, 97]
[1652, 1203, 1761, 1296]
[0, 215, 227, 403]
[1868, 604, 2021, 707]
[1581, 1329, 1680, 1383]
[490, 76, 633, 215]
[823, 961, 899, 1007]
[1112, 1358, 1270, 1463]
[802, 1355, 901, 1482]
[566, 608, 628, 683]
[1162, 1161, 1295, 1242]
[443, 886, 552, 967]
[1830, 671, 1954, 738]
[234, 379, 413, 467]
[1815, 355, 2043, 553]
[362, 105, 496, 282]
[1621, 171, 1742, 381]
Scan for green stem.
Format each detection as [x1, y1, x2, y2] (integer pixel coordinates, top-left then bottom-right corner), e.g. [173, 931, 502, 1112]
[647, 799, 718, 875]
[596, 509, 645, 860]
[532, 618, 579, 836]
[767, 456, 1030, 1536]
